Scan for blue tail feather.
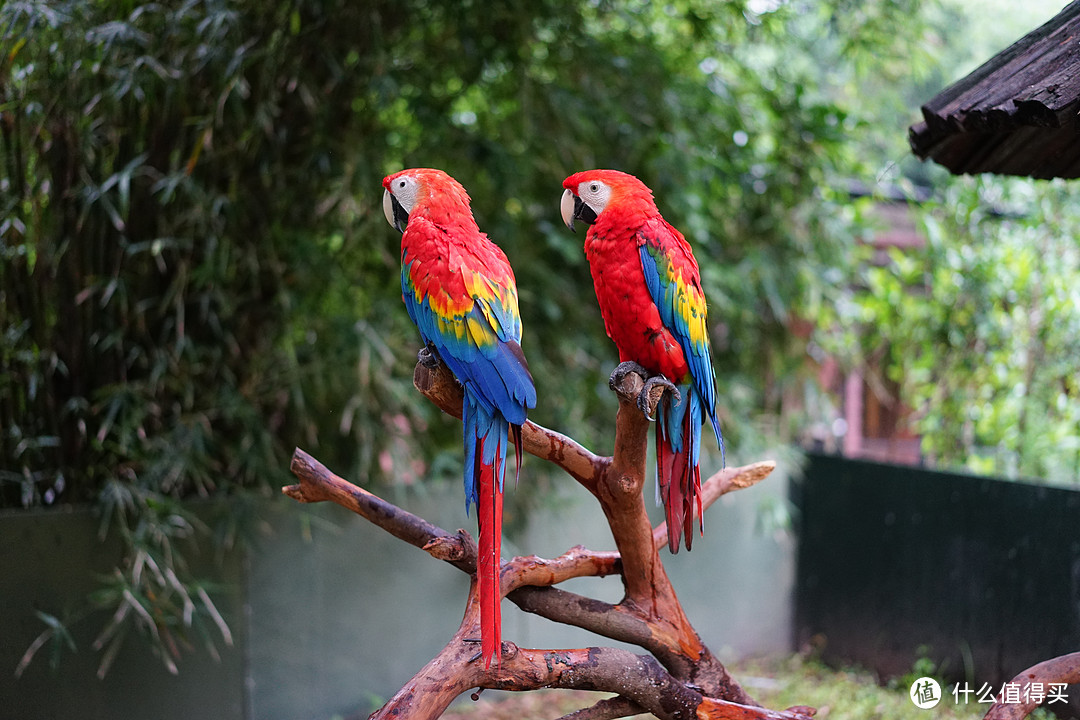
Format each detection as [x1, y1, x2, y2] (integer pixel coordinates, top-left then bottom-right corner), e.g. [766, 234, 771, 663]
[463, 388, 511, 515]
[656, 382, 716, 551]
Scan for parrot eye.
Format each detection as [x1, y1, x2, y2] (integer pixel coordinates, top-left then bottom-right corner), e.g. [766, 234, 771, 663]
[576, 179, 612, 216]
[384, 173, 421, 230]
[388, 175, 420, 212]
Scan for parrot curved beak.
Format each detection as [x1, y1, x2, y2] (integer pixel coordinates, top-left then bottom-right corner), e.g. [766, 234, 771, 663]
[560, 189, 577, 232]
[383, 189, 409, 233]
[560, 188, 598, 233]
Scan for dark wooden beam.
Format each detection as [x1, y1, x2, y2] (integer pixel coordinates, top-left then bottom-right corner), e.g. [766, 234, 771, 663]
[909, 1, 1080, 178]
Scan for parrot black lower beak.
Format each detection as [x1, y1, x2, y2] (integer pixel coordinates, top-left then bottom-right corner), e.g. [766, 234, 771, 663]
[574, 196, 597, 228]
[561, 189, 598, 233]
[391, 194, 409, 233]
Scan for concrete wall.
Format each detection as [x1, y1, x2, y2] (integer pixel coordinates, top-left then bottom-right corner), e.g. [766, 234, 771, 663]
[2, 507, 247, 720]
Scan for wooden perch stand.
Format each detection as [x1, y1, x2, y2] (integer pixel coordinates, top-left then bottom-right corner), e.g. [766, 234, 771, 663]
[284, 358, 813, 720]
[982, 651, 1080, 720]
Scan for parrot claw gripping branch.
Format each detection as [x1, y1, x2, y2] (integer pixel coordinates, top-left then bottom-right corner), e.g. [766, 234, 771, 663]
[283, 169, 814, 720]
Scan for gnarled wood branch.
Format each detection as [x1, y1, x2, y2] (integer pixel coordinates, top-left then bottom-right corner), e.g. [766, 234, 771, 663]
[374, 617, 815, 720]
[555, 695, 644, 720]
[982, 651, 1080, 720]
[285, 447, 476, 573]
[412, 359, 604, 490]
[284, 358, 802, 719]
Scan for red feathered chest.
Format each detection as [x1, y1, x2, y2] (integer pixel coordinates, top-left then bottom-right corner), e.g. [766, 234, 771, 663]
[584, 216, 690, 383]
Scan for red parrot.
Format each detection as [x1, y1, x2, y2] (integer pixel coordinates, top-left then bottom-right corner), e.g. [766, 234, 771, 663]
[382, 168, 536, 668]
[560, 169, 723, 553]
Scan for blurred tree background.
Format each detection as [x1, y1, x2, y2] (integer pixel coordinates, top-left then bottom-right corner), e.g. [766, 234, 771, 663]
[2, 0, 1077, 675]
[822, 177, 1080, 483]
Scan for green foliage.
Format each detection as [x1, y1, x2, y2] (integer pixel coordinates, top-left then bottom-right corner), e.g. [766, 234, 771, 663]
[1, 0, 419, 674]
[822, 177, 1080, 482]
[2, 0, 942, 674]
[750, 656, 983, 720]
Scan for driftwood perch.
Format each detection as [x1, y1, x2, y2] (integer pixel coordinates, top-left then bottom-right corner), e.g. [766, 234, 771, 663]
[284, 359, 812, 720]
[982, 651, 1080, 720]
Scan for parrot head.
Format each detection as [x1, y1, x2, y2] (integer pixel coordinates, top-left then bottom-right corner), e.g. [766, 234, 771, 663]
[382, 168, 474, 234]
[560, 169, 656, 232]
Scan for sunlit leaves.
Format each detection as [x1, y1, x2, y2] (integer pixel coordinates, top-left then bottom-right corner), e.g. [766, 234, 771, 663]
[825, 177, 1080, 483]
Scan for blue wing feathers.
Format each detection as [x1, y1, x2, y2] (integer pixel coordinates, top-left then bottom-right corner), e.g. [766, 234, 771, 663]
[637, 235, 723, 453]
[402, 263, 535, 423]
[402, 256, 535, 512]
[463, 407, 479, 510]
[640, 245, 663, 305]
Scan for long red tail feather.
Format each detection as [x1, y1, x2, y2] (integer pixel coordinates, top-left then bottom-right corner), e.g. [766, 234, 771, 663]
[658, 397, 701, 553]
[476, 438, 502, 668]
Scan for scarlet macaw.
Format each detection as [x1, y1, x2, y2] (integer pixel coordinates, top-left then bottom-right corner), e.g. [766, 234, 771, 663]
[383, 168, 536, 668]
[560, 169, 723, 553]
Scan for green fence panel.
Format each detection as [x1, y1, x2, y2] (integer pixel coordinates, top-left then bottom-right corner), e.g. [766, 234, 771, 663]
[795, 453, 1080, 712]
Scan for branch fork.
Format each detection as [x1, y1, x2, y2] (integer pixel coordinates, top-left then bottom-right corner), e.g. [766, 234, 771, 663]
[284, 357, 806, 720]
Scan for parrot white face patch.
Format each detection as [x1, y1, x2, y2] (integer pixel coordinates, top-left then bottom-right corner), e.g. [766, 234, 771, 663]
[577, 180, 612, 216]
[384, 174, 422, 232]
[387, 175, 421, 214]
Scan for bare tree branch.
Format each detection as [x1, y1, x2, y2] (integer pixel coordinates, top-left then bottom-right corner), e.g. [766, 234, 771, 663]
[483, 646, 808, 720]
[373, 632, 815, 720]
[413, 361, 605, 489]
[284, 448, 475, 573]
[555, 695, 644, 720]
[507, 585, 652, 649]
[983, 651, 1080, 720]
[504, 546, 622, 591]
[285, 357, 801, 719]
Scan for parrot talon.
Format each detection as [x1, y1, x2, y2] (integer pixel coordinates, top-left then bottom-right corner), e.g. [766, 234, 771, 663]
[608, 360, 649, 392]
[418, 343, 442, 368]
[638, 375, 680, 420]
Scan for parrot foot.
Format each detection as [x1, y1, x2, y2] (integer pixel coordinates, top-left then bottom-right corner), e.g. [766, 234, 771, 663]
[639, 375, 681, 421]
[609, 360, 649, 392]
[417, 342, 442, 369]
[463, 638, 516, 664]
